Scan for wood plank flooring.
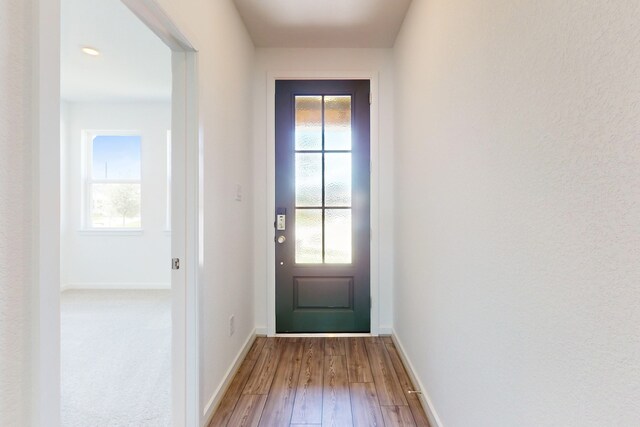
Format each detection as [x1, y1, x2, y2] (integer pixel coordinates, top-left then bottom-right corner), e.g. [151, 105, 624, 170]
[209, 337, 430, 427]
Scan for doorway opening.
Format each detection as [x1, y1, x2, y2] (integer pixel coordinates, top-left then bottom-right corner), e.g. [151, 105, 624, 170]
[60, 0, 172, 424]
[57, 0, 198, 425]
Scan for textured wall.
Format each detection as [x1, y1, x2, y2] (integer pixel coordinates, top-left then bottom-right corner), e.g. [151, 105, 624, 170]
[0, 0, 32, 425]
[393, 0, 640, 425]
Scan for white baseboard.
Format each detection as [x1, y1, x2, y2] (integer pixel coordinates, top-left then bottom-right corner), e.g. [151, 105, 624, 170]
[379, 326, 394, 335]
[392, 331, 444, 427]
[61, 282, 171, 291]
[255, 327, 268, 336]
[201, 330, 257, 426]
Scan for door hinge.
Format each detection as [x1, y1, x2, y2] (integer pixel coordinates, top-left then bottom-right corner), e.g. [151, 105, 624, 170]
[369, 92, 372, 105]
[172, 258, 180, 270]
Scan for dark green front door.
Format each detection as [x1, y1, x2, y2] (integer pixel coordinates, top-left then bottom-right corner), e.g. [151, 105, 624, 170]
[275, 80, 370, 333]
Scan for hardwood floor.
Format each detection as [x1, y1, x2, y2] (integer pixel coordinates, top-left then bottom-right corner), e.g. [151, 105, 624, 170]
[209, 337, 430, 427]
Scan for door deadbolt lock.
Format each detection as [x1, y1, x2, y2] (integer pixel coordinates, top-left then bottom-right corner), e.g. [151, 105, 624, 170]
[277, 235, 286, 244]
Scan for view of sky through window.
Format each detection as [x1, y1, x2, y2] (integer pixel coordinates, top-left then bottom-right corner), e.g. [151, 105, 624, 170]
[89, 135, 142, 228]
[92, 135, 141, 180]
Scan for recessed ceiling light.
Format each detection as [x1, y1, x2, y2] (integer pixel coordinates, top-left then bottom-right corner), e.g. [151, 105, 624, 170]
[81, 47, 100, 56]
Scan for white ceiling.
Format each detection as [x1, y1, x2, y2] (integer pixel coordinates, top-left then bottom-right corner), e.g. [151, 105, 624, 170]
[60, 0, 412, 101]
[61, 0, 171, 102]
[233, 0, 413, 48]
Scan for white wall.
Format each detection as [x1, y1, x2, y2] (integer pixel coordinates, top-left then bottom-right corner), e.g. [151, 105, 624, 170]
[60, 101, 171, 290]
[393, 1, 640, 426]
[153, 1, 256, 424]
[0, 0, 32, 424]
[60, 101, 70, 288]
[252, 48, 395, 334]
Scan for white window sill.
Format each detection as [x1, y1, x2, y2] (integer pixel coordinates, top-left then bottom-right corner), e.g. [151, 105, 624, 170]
[78, 229, 144, 236]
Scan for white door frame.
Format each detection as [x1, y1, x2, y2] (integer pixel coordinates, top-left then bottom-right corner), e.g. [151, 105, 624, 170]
[34, 0, 200, 425]
[265, 71, 381, 336]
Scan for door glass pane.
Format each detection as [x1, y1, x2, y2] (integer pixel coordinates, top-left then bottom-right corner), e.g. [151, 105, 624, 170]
[295, 153, 322, 207]
[325, 209, 352, 263]
[295, 96, 322, 150]
[92, 135, 141, 180]
[295, 209, 323, 263]
[91, 183, 141, 228]
[324, 96, 351, 150]
[324, 153, 351, 207]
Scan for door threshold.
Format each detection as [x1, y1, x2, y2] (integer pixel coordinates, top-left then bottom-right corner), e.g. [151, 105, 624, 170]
[274, 333, 374, 338]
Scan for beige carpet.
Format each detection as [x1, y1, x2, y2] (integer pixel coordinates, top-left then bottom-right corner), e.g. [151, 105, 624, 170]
[61, 290, 171, 426]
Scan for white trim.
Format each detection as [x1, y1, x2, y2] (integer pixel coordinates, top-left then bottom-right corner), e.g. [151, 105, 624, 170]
[255, 327, 268, 336]
[391, 332, 444, 427]
[61, 282, 171, 291]
[202, 331, 257, 426]
[184, 51, 200, 427]
[265, 71, 381, 337]
[122, 0, 196, 52]
[378, 326, 394, 335]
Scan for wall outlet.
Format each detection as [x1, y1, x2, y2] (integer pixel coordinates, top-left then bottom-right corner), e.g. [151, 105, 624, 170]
[229, 315, 235, 336]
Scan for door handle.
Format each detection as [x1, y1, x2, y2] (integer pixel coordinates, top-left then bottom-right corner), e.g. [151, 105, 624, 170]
[277, 235, 286, 244]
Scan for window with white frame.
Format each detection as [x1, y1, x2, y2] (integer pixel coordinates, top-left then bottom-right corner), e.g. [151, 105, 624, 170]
[84, 132, 142, 229]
